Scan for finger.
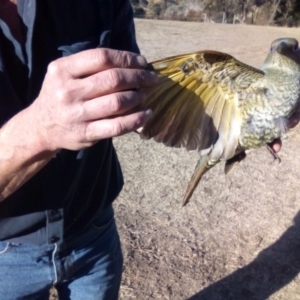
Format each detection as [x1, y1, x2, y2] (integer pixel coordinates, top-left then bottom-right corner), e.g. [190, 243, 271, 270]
[79, 68, 157, 99]
[58, 48, 148, 78]
[82, 90, 145, 120]
[268, 138, 282, 153]
[85, 109, 152, 141]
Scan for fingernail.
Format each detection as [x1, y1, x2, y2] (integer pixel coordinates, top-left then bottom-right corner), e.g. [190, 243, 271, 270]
[148, 71, 158, 83]
[144, 109, 152, 120]
[136, 55, 147, 67]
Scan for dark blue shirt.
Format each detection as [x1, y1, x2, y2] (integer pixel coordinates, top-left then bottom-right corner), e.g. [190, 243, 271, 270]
[0, 0, 139, 245]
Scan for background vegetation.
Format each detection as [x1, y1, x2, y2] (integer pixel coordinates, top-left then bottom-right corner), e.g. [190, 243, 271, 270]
[130, 0, 300, 26]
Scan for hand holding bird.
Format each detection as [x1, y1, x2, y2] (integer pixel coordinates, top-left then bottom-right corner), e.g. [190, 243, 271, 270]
[139, 38, 300, 206]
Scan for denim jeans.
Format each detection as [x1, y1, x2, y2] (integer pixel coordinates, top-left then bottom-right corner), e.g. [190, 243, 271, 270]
[0, 205, 123, 300]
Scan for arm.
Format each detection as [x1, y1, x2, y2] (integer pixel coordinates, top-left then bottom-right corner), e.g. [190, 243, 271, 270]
[0, 108, 55, 201]
[0, 48, 157, 201]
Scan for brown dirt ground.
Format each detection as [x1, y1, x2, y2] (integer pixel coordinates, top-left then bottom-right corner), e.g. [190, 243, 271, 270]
[49, 20, 300, 300]
[112, 19, 300, 300]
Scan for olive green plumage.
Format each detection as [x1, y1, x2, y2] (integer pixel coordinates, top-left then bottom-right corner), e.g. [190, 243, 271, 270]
[140, 38, 300, 206]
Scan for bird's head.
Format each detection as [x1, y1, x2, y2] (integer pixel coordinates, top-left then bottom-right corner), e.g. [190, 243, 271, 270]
[262, 38, 300, 70]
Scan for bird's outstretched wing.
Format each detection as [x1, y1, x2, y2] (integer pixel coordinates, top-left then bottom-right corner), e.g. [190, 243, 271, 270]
[141, 51, 265, 162]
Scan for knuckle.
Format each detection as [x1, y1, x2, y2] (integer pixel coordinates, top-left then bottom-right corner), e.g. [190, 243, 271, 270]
[83, 123, 93, 142]
[55, 86, 72, 103]
[104, 69, 122, 90]
[117, 51, 140, 69]
[138, 70, 158, 86]
[96, 48, 111, 67]
[111, 119, 126, 137]
[55, 89, 67, 103]
[139, 70, 150, 84]
[71, 104, 85, 122]
[118, 51, 141, 68]
[120, 51, 132, 68]
[47, 60, 62, 76]
[97, 49, 133, 68]
[111, 113, 145, 137]
[54, 81, 79, 103]
[109, 94, 123, 113]
[130, 69, 144, 86]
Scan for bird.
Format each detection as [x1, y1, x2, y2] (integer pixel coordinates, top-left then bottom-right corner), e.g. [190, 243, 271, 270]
[139, 38, 300, 206]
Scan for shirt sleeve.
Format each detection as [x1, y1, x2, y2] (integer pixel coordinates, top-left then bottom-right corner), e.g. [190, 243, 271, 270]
[111, 0, 140, 54]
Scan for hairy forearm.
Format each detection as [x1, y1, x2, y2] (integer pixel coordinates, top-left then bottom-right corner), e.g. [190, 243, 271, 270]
[0, 107, 56, 201]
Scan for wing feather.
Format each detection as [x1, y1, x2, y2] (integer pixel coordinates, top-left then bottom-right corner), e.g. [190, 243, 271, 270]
[209, 96, 233, 162]
[140, 50, 265, 161]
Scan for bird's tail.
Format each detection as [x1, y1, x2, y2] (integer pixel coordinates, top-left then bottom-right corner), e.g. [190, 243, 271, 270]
[182, 155, 211, 206]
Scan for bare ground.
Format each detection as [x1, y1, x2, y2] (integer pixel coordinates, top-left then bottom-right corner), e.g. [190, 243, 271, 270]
[113, 19, 300, 300]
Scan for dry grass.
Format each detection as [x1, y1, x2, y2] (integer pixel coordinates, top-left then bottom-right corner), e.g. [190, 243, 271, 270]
[113, 19, 300, 300]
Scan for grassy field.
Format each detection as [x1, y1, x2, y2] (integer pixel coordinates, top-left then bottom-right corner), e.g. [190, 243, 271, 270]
[113, 19, 300, 300]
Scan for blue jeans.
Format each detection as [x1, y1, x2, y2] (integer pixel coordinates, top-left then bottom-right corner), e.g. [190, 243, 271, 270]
[0, 205, 123, 300]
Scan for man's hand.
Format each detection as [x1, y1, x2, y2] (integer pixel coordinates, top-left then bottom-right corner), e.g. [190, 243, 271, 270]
[30, 48, 157, 151]
[268, 111, 300, 153]
[0, 49, 156, 200]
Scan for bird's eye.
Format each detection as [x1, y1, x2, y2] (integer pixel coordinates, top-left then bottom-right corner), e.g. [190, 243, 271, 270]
[270, 46, 274, 53]
[294, 44, 299, 51]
